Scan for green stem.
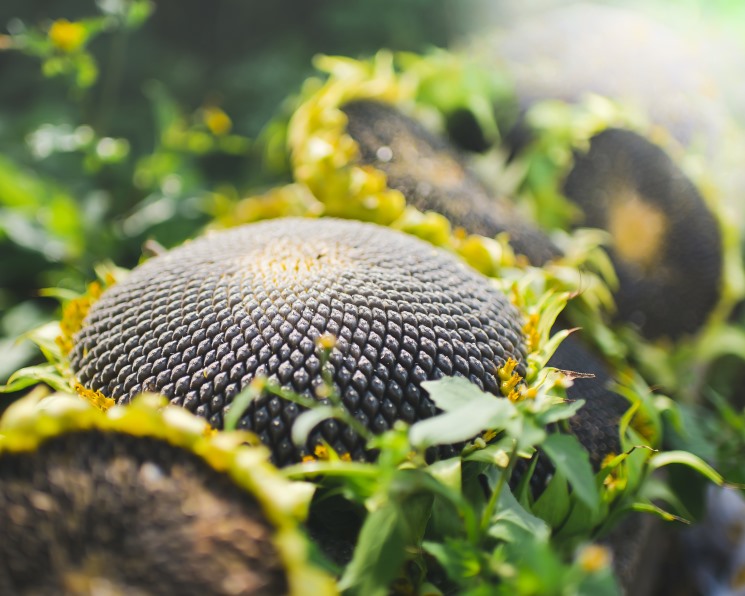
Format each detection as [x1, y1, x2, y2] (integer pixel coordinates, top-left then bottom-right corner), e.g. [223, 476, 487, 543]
[282, 461, 380, 479]
[479, 439, 519, 538]
[336, 408, 375, 442]
[266, 381, 318, 410]
[266, 380, 374, 443]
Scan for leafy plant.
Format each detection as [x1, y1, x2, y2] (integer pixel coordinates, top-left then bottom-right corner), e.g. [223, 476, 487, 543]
[2, 3, 744, 593]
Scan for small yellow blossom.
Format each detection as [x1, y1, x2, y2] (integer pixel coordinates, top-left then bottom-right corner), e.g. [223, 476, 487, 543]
[317, 333, 337, 350]
[522, 312, 541, 353]
[507, 389, 521, 402]
[497, 358, 522, 400]
[313, 443, 329, 460]
[498, 358, 518, 382]
[340, 452, 352, 462]
[74, 383, 115, 412]
[493, 449, 510, 468]
[203, 106, 232, 136]
[601, 452, 627, 492]
[577, 544, 612, 573]
[482, 429, 498, 443]
[518, 386, 538, 400]
[56, 281, 105, 355]
[48, 19, 87, 53]
[315, 384, 332, 399]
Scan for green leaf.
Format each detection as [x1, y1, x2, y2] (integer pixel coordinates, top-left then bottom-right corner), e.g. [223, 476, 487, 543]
[484, 472, 550, 544]
[532, 470, 571, 529]
[338, 503, 406, 596]
[647, 450, 724, 486]
[23, 322, 65, 365]
[1, 364, 69, 393]
[504, 415, 547, 452]
[422, 539, 481, 585]
[420, 376, 492, 412]
[223, 382, 262, 431]
[392, 468, 475, 536]
[464, 441, 513, 466]
[427, 457, 462, 492]
[636, 475, 694, 521]
[536, 291, 571, 346]
[576, 567, 621, 596]
[291, 405, 337, 446]
[126, 0, 155, 29]
[411, 377, 518, 448]
[695, 324, 745, 363]
[38, 287, 82, 302]
[514, 455, 540, 506]
[630, 502, 690, 524]
[395, 490, 433, 548]
[537, 398, 586, 425]
[541, 433, 599, 511]
[409, 396, 515, 449]
[556, 495, 606, 540]
[422, 463, 480, 543]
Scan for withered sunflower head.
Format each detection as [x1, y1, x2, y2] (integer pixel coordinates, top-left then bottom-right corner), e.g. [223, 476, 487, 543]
[0, 393, 335, 596]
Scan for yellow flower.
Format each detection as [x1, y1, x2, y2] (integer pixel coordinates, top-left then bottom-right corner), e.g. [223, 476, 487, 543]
[48, 19, 87, 53]
[482, 429, 498, 443]
[203, 106, 232, 136]
[497, 357, 523, 400]
[317, 333, 337, 350]
[313, 444, 329, 460]
[497, 357, 518, 382]
[522, 312, 541, 353]
[56, 276, 117, 356]
[600, 452, 627, 493]
[577, 544, 612, 573]
[74, 383, 115, 412]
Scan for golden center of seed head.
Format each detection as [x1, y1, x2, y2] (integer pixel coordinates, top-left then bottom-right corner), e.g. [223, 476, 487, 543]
[248, 239, 354, 287]
[387, 136, 466, 189]
[608, 188, 667, 272]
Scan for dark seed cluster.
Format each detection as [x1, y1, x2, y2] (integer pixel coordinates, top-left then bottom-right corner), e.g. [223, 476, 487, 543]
[342, 100, 562, 266]
[564, 128, 723, 339]
[342, 100, 631, 470]
[71, 218, 527, 465]
[0, 430, 287, 596]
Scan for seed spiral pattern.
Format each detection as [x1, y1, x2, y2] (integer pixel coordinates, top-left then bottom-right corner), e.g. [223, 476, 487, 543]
[71, 218, 527, 464]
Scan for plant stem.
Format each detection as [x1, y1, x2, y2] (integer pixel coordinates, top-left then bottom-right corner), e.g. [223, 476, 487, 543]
[267, 379, 374, 442]
[282, 461, 380, 479]
[479, 438, 519, 537]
